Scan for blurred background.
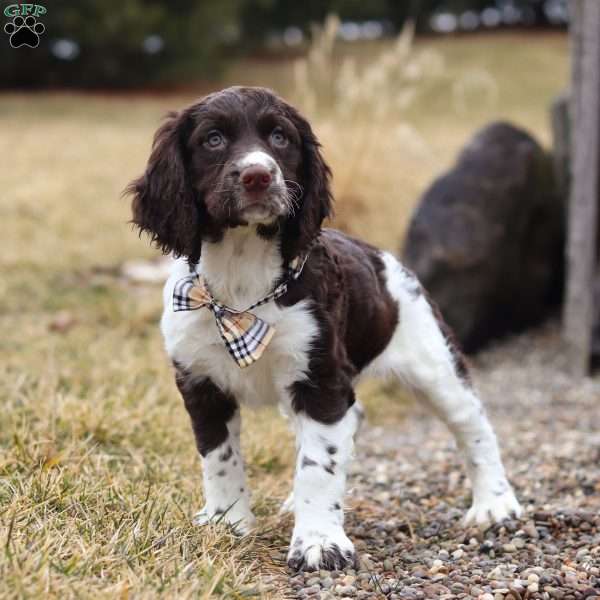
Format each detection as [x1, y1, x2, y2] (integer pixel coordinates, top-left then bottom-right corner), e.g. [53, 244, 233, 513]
[1, 0, 571, 359]
[1, 0, 568, 89]
[2, 1, 583, 596]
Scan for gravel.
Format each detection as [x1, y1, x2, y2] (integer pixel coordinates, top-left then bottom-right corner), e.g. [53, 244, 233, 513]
[263, 323, 600, 599]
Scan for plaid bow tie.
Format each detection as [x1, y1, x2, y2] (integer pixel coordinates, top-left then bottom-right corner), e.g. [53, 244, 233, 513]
[173, 254, 309, 368]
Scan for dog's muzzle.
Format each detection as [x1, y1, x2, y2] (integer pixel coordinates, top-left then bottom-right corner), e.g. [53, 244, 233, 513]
[234, 151, 286, 223]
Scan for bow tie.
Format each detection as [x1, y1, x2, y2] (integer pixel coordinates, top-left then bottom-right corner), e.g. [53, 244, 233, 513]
[172, 254, 309, 368]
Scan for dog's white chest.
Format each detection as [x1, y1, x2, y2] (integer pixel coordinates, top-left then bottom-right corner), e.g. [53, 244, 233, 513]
[160, 260, 318, 406]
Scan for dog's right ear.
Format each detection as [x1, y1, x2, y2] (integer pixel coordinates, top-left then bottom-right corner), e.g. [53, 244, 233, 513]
[125, 109, 201, 261]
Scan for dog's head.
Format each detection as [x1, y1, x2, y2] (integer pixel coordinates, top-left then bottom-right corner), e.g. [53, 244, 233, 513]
[126, 86, 332, 263]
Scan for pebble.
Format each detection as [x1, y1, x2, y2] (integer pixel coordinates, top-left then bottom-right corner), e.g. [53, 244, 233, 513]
[300, 585, 320, 596]
[321, 577, 333, 589]
[334, 585, 355, 596]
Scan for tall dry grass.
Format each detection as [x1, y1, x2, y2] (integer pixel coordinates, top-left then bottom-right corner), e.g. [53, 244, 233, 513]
[291, 15, 446, 247]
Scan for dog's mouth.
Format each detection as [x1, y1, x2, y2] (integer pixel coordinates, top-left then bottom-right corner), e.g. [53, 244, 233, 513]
[237, 188, 288, 224]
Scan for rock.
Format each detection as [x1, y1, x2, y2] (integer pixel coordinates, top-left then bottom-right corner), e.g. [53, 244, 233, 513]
[403, 122, 563, 352]
[299, 585, 320, 596]
[429, 559, 445, 574]
[48, 310, 78, 334]
[121, 256, 174, 283]
[321, 577, 334, 589]
[334, 585, 355, 596]
[522, 521, 540, 540]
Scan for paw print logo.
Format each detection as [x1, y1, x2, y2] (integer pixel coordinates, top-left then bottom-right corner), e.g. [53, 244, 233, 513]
[4, 15, 45, 48]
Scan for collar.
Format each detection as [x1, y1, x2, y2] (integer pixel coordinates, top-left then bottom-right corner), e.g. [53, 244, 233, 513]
[172, 252, 309, 368]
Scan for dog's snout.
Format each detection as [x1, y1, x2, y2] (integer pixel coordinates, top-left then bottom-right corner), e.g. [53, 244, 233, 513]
[240, 165, 272, 192]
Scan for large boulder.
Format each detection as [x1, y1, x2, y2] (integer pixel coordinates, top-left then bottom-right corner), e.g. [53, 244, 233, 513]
[403, 122, 564, 353]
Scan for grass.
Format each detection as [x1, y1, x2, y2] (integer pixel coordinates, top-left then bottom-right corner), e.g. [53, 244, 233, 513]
[0, 31, 568, 598]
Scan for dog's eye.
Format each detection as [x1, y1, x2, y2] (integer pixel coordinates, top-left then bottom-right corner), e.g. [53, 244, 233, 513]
[270, 127, 288, 148]
[205, 130, 226, 149]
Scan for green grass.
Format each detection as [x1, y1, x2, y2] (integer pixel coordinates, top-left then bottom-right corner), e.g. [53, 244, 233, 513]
[0, 32, 568, 598]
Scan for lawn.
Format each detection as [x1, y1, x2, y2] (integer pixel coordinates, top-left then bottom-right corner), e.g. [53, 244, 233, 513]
[0, 32, 568, 598]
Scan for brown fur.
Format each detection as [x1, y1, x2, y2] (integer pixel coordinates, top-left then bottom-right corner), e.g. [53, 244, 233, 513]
[126, 86, 332, 266]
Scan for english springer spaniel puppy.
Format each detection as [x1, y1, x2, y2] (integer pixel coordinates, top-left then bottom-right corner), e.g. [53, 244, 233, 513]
[127, 86, 522, 571]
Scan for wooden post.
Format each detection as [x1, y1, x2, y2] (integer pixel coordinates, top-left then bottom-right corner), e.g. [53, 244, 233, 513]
[563, 0, 600, 376]
[550, 92, 570, 200]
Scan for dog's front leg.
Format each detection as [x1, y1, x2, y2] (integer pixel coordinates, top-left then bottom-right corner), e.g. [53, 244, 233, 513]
[175, 368, 255, 534]
[287, 408, 359, 571]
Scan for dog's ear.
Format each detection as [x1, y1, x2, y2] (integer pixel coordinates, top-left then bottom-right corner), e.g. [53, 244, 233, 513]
[125, 109, 202, 262]
[284, 104, 333, 258]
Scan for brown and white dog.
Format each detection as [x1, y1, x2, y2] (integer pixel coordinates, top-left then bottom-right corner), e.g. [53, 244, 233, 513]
[127, 86, 521, 571]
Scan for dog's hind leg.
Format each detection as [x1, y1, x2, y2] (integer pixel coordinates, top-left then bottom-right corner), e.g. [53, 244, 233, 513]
[413, 368, 522, 526]
[375, 253, 522, 526]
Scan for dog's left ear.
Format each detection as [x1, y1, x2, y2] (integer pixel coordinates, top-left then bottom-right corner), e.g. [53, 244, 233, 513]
[284, 104, 333, 258]
[125, 108, 202, 262]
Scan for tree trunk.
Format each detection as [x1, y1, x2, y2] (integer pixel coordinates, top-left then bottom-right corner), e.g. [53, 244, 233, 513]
[563, 0, 600, 377]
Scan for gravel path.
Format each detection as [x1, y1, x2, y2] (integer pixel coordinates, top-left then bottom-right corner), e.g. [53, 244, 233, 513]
[265, 323, 600, 599]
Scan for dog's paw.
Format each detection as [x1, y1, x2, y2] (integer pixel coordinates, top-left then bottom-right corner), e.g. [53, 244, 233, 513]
[287, 528, 357, 571]
[279, 492, 294, 514]
[193, 505, 256, 535]
[464, 487, 523, 527]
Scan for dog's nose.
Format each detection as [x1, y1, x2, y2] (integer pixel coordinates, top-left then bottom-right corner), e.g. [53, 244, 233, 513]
[241, 165, 272, 192]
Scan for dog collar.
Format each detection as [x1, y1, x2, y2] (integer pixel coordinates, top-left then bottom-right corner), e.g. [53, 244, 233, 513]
[172, 253, 309, 368]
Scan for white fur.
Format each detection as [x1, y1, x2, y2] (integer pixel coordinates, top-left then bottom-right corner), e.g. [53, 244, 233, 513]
[368, 252, 522, 525]
[161, 227, 318, 409]
[160, 235, 521, 569]
[238, 150, 284, 186]
[192, 411, 256, 534]
[286, 410, 359, 569]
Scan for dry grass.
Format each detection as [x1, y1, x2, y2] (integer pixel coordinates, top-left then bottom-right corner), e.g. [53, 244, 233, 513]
[0, 31, 567, 598]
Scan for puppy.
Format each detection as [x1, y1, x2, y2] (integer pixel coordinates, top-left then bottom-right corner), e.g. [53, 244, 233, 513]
[127, 86, 522, 571]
